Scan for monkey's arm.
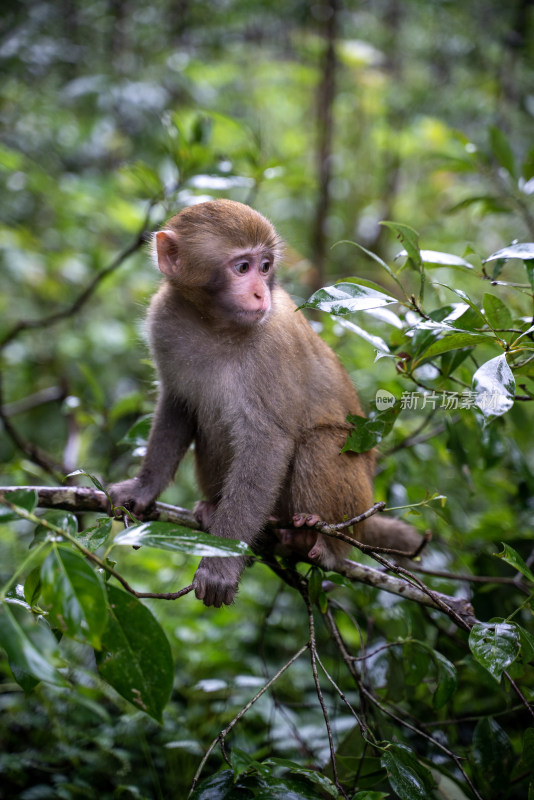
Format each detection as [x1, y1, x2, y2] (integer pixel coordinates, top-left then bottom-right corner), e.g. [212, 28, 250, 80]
[194, 430, 293, 607]
[109, 392, 195, 517]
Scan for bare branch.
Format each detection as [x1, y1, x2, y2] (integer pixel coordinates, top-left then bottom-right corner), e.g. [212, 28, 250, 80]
[340, 558, 476, 628]
[0, 485, 199, 527]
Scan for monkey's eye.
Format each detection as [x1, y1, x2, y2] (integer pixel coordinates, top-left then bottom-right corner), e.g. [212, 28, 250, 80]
[235, 262, 250, 275]
[260, 261, 271, 275]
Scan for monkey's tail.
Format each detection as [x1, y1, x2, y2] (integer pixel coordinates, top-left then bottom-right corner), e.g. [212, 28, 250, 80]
[361, 514, 428, 562]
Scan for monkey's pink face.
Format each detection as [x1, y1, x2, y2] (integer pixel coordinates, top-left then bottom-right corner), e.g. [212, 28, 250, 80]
[221, 249, 275, 325]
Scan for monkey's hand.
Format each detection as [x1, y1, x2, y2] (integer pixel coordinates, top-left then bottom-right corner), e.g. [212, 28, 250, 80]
[193, 556, 245, 607]
[107, 477, 157, 518]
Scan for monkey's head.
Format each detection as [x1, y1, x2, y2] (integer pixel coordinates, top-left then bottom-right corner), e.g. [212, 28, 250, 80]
[154, 199, 283, 328]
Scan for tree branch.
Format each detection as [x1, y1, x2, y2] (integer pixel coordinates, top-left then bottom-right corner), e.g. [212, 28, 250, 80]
[0, 485, 477, 626]
[0, 216, 151, 349]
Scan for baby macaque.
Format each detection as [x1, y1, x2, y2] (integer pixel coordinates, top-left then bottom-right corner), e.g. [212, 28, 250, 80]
[109, 200, 421, 606]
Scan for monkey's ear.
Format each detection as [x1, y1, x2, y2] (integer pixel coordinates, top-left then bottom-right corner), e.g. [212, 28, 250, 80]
[155, 230, 181, 277]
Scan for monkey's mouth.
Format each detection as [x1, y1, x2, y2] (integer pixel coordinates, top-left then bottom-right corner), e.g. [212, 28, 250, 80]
[236, 309, 270, 324]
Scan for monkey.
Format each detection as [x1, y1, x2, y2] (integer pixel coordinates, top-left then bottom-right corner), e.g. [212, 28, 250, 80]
[108, 199, 423, 607]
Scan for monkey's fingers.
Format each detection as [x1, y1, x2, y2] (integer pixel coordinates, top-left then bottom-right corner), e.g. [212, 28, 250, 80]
[292, 512, 322, 528]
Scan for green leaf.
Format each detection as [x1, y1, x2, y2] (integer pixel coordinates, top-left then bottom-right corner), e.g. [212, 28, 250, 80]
[23, 567, 42, 607]
[434, 284, 487, 324]
[516, 624, 534, 663]
[301, 282, 398, 315]
[189, 770, 237, 799]
[343, 404, 401, 453]
[0, 488, 37, 521]
[472, 354, 515, 422]
[473, 717, 514, 794]
[114, 521, 253, 557]
[415, 331, 486, 364]
[254, 779, 330, 799]
[398, 249, 473, 269]
[96, 585, 173, 722]
[381, 744, 435, 800]
[231, 748, 271, 779]
[75, 517, 113, 552]
[494, 543, 534, 583]
[485, 243, 534, 263]
[40, 547, 107, 648]
[35, 509, 78, 539]
[336, 317, 390, 354]
[469, 621, 520, 681]
[482, 293, 513, 331]
[525, 261, 534, 291]
[489, 126, 516, 177]
[448, 194, 507, 214]
[381, 221, 422, 271]
[265, 758, 339, 797]
[432, 650, 457, 709]
[119, 414, 153, 446]
[403, 643, 430, 686]
[0, 600, 68, 687]
[308, 566, 324, 605]
[119, 161, 163, 198]
[67, 469, 107, 494]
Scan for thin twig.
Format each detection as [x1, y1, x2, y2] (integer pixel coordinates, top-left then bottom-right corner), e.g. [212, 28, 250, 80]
[503, 670, 534, 721]
[315, 651, 371, 739]
[323, 608, 484, 800]
[304, 593, 347, 799]
[188, 644, 309, 796]
[412, 564, 529, 590]
[0, 494, 194, 602]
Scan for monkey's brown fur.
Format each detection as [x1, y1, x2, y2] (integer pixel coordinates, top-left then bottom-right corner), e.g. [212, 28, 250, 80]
[109, 199, 422, 607]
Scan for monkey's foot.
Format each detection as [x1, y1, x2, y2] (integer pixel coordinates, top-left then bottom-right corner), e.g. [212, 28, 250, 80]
[193, 556, 244, 607]
[292, 512, 322, 528]
[274, 515, 323, 562]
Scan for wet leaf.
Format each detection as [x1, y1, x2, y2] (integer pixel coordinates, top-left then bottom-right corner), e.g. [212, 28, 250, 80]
[95, 585, 173, 722]
[494, 543, 534, 583]
[301, 282, 398, 315]
[485, 242, 534, 263]
[469, 621, 520, 681]
[472, 354, 515, 422]
[114, 522, 253, 556]
[397, 249, 473, 269]
[381, 744, 435, 800]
